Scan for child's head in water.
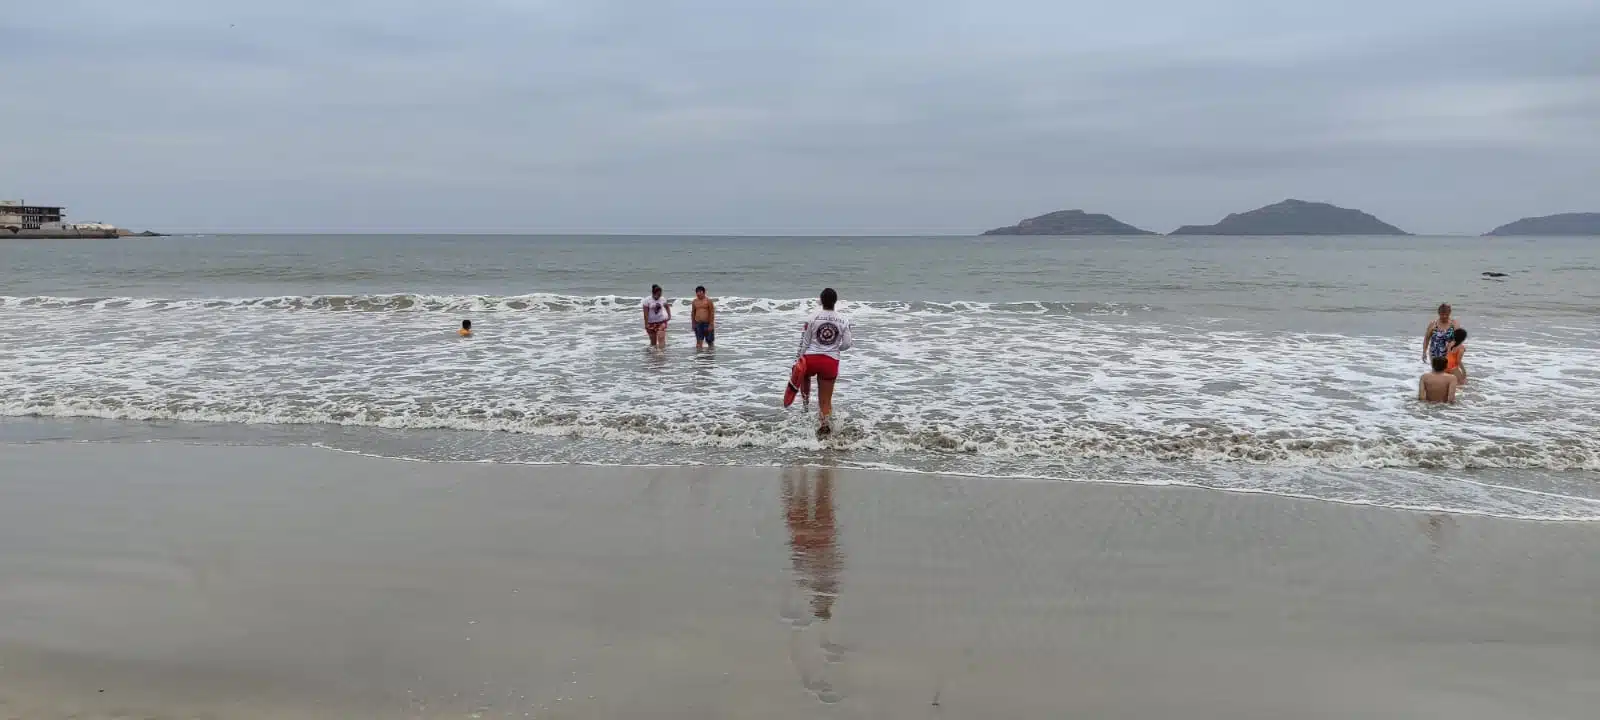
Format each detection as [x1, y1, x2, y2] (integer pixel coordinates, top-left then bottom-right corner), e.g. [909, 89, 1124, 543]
[459, 319, 472, 336]
[1431, 355, 1448, 372]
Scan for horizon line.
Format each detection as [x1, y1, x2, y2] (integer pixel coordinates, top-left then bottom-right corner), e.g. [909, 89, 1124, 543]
[134, 229, 1501, 238]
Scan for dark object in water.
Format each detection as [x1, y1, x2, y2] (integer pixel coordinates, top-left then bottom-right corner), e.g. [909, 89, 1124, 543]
[1481, 271, 1508, 278]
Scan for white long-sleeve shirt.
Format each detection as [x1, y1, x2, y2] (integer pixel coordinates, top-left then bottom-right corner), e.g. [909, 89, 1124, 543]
[796, 309, 853, 359]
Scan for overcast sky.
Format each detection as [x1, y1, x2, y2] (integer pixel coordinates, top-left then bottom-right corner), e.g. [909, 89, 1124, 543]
[3, 0, 1597, 234]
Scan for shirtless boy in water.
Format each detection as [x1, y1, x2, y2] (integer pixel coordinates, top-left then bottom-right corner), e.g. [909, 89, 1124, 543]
[1419, 356, 1459, 404]
[691, 285, 716, 349]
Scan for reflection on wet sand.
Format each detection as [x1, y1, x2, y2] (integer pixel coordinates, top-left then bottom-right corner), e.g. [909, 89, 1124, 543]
[785, 466, 841, 620]
[781, 466, 845, 703]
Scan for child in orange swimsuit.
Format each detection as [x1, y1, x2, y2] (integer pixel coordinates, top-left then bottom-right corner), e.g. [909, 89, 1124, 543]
[1445, 328, 1466, 384]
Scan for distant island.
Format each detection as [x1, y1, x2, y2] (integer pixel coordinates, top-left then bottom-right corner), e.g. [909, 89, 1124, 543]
[982, 209, 1156, 236]
[1484, 213, 1600, 236]
[1168, 199, 1409, 236]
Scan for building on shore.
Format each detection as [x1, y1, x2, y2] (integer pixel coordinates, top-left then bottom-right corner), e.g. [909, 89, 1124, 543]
[1, 200, 121, 238]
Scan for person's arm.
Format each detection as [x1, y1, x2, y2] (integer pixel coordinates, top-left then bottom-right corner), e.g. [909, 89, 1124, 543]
[1422, 321, 1435, 363]
[796, 322, 810, 358]
[1446, 377, 1458, 404]
[708, 301, 716, 330]
[1418, 377, 1427, 402]
[839, 319, 854, 352]
[643, 305, 650, 328]
[666, 301, 672, 322]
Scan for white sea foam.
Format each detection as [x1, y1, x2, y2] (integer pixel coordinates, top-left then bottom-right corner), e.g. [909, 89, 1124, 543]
[0, 294, 1152, 316]
[3, 293, 1598, 518]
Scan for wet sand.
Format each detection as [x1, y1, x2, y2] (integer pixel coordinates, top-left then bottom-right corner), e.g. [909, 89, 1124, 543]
[0, 442, 1596, 719]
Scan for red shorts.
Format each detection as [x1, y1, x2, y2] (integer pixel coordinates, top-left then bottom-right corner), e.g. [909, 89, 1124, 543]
[802, 354, 839, 381]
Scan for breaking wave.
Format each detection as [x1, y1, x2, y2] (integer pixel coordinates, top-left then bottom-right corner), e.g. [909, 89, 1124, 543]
[3, 396, 1596, 473]
[0, 294, 1154, 316]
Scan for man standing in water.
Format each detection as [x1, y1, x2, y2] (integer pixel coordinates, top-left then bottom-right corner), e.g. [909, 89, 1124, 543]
[1419, 355, 1459, 404]
[796, 288, 853, 435]
[642, 284, 671, 347]
[691, 285, 716, 349]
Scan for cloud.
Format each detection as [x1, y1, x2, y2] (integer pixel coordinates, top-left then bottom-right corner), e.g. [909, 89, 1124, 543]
[1, 0, 1597, 233]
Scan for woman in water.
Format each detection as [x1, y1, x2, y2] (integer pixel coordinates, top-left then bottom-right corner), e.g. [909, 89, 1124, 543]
[1422, 303, 1459, 365]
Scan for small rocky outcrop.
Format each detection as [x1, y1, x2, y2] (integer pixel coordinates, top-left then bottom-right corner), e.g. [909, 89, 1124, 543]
[982, 209, 1156, 236]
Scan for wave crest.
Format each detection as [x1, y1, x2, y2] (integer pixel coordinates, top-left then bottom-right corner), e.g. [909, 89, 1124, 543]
[4, 399, 1594, 472]
[0, 294, 1154, 316]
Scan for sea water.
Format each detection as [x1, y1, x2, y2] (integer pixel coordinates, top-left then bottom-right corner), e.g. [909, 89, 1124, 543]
[2, 234, 1597, 519]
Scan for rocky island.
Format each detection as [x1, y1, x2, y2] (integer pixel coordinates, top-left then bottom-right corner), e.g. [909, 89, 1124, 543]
[982, 209, 1156, 236]
[1484, 213, 1600, 236]
[1169, 199, 1409, 236]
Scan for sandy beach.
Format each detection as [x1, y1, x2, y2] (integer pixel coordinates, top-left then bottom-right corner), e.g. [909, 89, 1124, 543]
[0, 441, 1596, 719]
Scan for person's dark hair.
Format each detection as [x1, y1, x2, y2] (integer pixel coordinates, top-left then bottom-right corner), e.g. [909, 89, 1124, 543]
[1453, 328, 1467, 343]
[1437, 302, 1451, 315]
[1431, 356, 1448, 372]
[695, 285, 706, 293]
[651, 284, 661, 293]
[462, 319, 471, 330]
[820, 287, 838, 310]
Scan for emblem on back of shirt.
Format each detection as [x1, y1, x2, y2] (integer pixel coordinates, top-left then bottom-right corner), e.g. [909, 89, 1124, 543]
[815, 322, 840, 347]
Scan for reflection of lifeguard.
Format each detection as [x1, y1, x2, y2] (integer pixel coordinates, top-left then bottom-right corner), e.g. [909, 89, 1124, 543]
[784, 467, 841, 621]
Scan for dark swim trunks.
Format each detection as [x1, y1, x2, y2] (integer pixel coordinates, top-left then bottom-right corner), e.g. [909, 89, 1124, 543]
[694, 321, 714, 345]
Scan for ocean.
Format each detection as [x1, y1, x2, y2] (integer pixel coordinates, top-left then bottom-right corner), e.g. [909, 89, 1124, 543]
[3, 234, 1597, 520]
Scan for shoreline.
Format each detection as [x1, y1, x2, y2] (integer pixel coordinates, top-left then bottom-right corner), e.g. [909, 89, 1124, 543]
[3, 413, 1598, 523]
[311, 443, 1600, 524]
[2, 440, 1597, 718]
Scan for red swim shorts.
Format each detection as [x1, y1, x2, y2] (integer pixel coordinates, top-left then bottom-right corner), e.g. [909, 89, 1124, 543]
[802, 354, 839, 381]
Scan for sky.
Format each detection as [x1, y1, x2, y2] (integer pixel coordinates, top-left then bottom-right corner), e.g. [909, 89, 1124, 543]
[2, 0, 1597, 234]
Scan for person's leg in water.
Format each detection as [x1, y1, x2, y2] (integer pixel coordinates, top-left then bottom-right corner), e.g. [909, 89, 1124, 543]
[816, 376, 835, 432]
